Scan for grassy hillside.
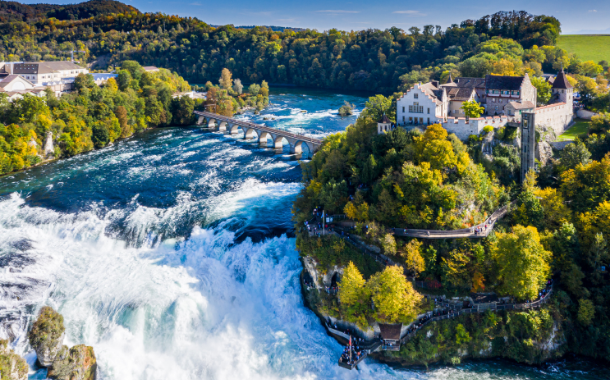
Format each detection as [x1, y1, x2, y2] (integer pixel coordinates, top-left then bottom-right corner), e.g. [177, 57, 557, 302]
[557, 35, 610, 63]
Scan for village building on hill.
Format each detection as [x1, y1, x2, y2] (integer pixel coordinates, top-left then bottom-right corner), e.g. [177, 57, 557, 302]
[393, 70, 574, 139]
[0, 61, 116, 100]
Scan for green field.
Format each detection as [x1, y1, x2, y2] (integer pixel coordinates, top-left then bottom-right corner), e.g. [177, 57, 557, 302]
[557, 119, 590, 141]
[557, 35, 610, 63]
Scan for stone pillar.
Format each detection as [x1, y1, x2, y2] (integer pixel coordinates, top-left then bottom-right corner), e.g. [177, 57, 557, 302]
[197, 115, 204, 125]
[520, 112, 536, 182]
[44, 131, 54, 158]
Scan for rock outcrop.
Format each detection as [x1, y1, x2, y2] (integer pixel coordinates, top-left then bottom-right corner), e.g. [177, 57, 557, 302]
[44, 131, 55, 158]
[28, 307, 97, 380]
[48, 345, 97, 380]
[28, 306, 65, 367]
[0, 340, 28, 380]
[536, 141, 553, 166]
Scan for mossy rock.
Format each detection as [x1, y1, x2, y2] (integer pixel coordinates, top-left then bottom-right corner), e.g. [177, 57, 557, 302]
[28, 306, 65, 367]
[49, 344, 97, 380]
[0, 339, 28, 380]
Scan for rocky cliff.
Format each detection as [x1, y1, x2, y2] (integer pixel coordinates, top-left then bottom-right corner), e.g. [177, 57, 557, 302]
[0, 340, 28, 380]
[48, 344, 97, 380]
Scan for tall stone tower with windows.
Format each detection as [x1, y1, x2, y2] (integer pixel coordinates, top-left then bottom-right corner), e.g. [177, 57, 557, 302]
[552, 68, 573, 104]
[520, 112, 536, 182]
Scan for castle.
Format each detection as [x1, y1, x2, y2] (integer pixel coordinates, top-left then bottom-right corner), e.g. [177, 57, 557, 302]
[387, 70, 574, 140]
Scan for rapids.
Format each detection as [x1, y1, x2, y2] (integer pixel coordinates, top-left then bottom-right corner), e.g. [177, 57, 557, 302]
[0, 89, 606, 379]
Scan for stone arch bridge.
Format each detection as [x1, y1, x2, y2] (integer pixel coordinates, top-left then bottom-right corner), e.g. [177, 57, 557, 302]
[194, 111, 323, 156]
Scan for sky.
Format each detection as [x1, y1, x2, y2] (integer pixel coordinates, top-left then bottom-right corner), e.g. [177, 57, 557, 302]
[21, 0, 610, 34]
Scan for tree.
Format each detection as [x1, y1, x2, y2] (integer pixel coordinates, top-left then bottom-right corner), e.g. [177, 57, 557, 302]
[117, 69, 132, 91]
[577, 299, 595, 326]
[260, 80, 269, 97]
[363, 94, 392, 122]
[115, 106, 131, 138]
[591, 112, 610, 134]
[367, 265, 422, 323]
[219, 68, 233, 90]
[338, 262, 367, 308]
[171, 96, 195, 125]
[492, 225, 552, 301]
[455, 323, 471, 345]
[514, 170, 544, 230]
[530, 76, 552, 105]
[534, 187, 572, 230]
[382, 233, 396, 255]
[460, 100, 485, 119]
[248, 83, 261, 96]
[401, 239, 425, 275]
[560, 141, 591, 170]
[233, 78, 243, 95]
[414, 124, 459, 171]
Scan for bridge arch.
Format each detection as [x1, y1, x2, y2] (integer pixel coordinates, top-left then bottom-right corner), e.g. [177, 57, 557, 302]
[259, 131, 276, 147]
[244, 128, 259, 140]
[274, 135, 289, 150]
[218, 121, 229, 132]
[207, 118, 217, 128]
[293, 140, 312, 157]
[230, 124, 244, 135]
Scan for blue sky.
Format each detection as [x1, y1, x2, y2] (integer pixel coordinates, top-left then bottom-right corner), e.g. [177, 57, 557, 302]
[23, 0, 610, 34]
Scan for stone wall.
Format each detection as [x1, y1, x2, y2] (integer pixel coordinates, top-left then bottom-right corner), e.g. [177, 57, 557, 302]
[535, 103, 573, 136]
[441, 116, 512, 140]
[577, 109, 598, 120]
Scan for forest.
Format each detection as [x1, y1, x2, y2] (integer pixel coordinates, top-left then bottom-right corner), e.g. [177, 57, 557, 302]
[0, 61, 194, 175]
[0, 0, 138, 23]
[0, 7, 594, 94]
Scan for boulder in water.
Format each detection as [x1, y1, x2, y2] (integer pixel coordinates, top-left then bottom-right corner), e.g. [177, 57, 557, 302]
[28, 306, 65, 367]
[0, 340, 28, 380]
[48, 344, 97, 380]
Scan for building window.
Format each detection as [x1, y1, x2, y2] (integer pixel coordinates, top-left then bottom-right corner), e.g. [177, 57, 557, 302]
[402, 107, 405, 112]
[408, 102, 423, 113]
[427, 117, 430, 124]
[402, 116, 405, 122]
[414, 93, 418, 99]
[427, 108, 430, 114]
[409, 117, 413, 124]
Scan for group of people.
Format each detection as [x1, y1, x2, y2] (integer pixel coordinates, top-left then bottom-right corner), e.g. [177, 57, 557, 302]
[325, 286, 338, 295]
[339, 339, 365, 366]
[473, 224, 489, 236]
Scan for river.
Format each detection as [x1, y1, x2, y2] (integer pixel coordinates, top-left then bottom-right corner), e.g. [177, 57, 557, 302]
[0, 88, 606, 379]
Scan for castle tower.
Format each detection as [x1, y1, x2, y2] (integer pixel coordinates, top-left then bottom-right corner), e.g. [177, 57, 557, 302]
[552, 68, 573, 104]
[520, 112, 536, 182]
[377, 114, 393, 134]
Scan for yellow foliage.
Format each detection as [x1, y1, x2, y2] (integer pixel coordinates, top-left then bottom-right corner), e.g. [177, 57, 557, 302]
[534, 187, 572, 229]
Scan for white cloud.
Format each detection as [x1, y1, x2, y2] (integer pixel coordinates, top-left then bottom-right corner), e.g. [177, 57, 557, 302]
[316, 10, 359, 14]
[588, 9, 597, 12]
[393, 10, 426, 16]
[190, 2, 202, 5]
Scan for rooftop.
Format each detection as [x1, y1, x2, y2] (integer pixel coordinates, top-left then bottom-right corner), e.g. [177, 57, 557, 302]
[379, 323, 402, 340]
[485, 75, 525, 91]
[552, 69, 573, 90]
[13, 61, 85, 74]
